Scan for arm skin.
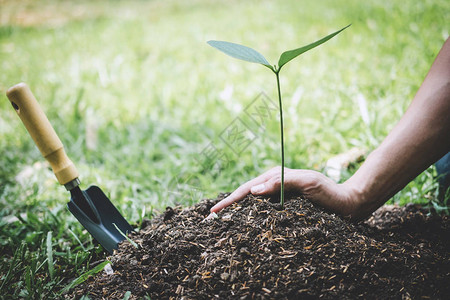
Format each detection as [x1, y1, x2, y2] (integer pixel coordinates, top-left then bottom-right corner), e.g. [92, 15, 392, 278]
[211, 37, 450, 220]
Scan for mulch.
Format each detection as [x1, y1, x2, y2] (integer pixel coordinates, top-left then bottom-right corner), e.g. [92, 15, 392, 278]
[69, 193, 450, 299]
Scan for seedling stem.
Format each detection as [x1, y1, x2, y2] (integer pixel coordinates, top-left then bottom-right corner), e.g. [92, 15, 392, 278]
[275, 71, 285, 208]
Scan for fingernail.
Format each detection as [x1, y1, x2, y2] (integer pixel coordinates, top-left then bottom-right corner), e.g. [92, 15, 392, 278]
[251, 183, 265, 194]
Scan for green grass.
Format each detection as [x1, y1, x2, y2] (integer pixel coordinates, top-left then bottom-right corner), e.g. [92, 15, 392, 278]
[0, 0, 449, 297]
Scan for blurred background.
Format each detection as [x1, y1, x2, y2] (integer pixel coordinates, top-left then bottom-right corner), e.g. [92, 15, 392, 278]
[0, 0, 448, 297]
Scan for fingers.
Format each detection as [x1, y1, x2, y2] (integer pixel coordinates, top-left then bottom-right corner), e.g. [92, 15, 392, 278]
[250, 176, 281, 195]
[251, 172, 296, 196]
[210, 166, 284, 213]
[250, 170, 321, 196]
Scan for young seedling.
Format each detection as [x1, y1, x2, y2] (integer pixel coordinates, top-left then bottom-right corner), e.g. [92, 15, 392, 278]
[208, 24, 350, 208]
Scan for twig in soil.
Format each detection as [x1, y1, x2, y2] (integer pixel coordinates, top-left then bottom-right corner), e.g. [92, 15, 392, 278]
[203, 212, 218, 222]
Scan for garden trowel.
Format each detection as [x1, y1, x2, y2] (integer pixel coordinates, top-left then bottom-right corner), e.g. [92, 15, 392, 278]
[6, 83, 133, 254]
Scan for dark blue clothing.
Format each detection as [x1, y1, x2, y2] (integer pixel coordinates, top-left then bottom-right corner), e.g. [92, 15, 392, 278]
[436, 151, 450, 199]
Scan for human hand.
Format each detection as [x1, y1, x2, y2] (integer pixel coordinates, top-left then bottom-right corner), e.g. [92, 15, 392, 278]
[210, 166, 361, 219]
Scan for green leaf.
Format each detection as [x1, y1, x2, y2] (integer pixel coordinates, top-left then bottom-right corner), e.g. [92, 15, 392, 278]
[61, 260, 111, 293]
[123, 291, 132, 300]
[278, 24, 351, 70]
[207, 40, 273, 70]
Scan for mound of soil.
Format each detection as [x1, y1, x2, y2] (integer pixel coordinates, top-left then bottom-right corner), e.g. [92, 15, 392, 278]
[70, 194, 449, 299]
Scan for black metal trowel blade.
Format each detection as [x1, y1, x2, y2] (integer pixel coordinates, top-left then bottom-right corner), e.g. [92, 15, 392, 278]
[67, 185, 134, 254]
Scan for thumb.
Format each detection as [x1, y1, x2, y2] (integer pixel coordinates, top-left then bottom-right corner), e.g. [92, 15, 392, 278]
[251, 177, 281, 195]
[250, 183, 266, 194]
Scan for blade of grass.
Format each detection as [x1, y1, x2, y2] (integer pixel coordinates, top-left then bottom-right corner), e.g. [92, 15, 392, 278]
[113, 223, 138, 249]
[61, 260, 111, 294]
[68, 228, 87, 252]
[25, 266, 32, 297]
[47, 231, 54, 280]
[0, 242, 26, 291]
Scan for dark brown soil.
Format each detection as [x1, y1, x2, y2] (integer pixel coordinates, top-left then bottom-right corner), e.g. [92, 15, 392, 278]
[70, 194, 450, 299]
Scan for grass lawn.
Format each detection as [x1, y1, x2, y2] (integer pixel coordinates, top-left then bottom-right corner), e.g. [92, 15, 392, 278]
[0, 0, 449, 297]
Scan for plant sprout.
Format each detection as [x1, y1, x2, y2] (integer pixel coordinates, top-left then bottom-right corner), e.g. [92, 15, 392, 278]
[208, 24, 350, 208]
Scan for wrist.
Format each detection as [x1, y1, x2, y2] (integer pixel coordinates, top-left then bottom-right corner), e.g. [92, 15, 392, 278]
[342, 171, 391, 220]
[341, 148, 395, 219]
[338, 180, 366, 219]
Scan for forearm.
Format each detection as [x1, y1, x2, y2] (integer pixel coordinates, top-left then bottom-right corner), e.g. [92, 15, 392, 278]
[343, 38, 450, 219]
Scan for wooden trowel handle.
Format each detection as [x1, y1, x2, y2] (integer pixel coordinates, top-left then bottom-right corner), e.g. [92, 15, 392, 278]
[6, 83, 79, 185]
